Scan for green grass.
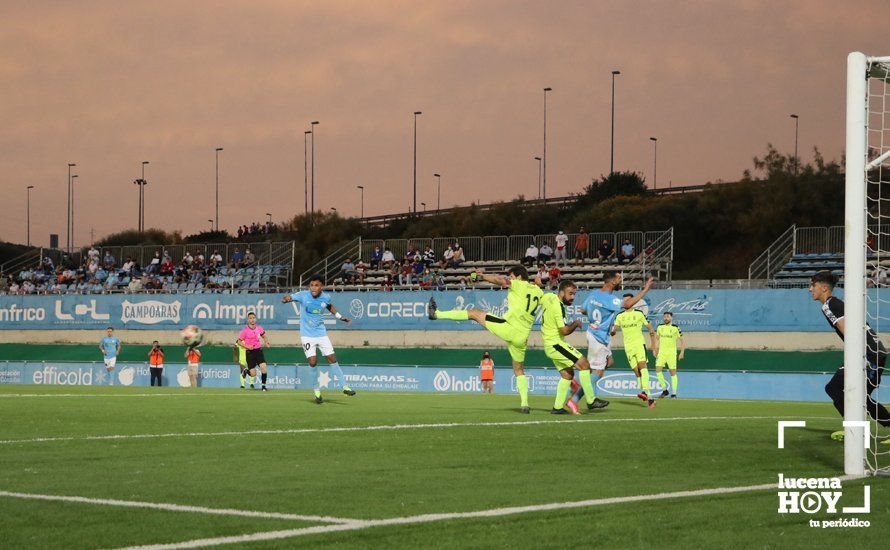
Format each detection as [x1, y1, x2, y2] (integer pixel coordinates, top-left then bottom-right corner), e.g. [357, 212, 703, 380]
[0, 385, 886, 548]
[0, 343, 840, 372]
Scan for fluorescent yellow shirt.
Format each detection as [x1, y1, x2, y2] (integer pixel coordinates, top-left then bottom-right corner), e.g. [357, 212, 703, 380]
[540, 293, 567, 346]
[504, 279, 544, 331]
[614, 309, 648, 350]
[657, 324, 682, 355]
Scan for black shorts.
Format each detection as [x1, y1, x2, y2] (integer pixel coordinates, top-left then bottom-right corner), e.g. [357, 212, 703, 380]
[245, 348, 266, 369]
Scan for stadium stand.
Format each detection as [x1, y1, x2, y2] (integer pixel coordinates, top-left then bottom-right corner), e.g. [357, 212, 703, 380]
[301, 229, 674, 291]
[748, 224, 885, 287]
[0, 242, 294, 295]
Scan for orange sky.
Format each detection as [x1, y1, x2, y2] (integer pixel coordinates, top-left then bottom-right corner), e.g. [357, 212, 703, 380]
[1, 0, 887, 247]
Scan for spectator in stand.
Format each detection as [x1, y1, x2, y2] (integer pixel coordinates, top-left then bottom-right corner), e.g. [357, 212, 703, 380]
[381, 248, 396, 269]
[383, 273, 394, 291]
[231, 248, 244, 268]
[103, 251, 115, 268]
[449, 244, 465, 268]
[122, 256, 134, 274]
[43, 256, 55, 271]
[619, 239, 636, 263]
[523, 243, 539, 266]
[237, 226, 244, 239]
[183, 252, 194, 267]
[128, 276, 143, 293]
[88, 246, 100, 264]
[536, 263, 550, 287]
[433, 269, 446, 291]
[0, 276, 7, 294]
[243, 248, 256, 267]
[160, 256, 175, 276]
[22, 280, 36, 294]
[412, 256, 426, 278]
[548, 261, 561, 290]
[420, 268, 434, 290]
[95, 266, 108, 283]
[147, 250, 161, 274]
[399, 260, 414, 286]
[574, 228, 589, 263]
[555, 230, 568, 265]
[422, 245, 436, 267]
[210, 250, 223, 266]
[9, 281, 20, 294]
[441, 246, 455, 269]
[597, 239, 615, 262]
[370, 246, 383, 269]
[341, 258, 357, 284]
[194, 252, 205, 268]
[539, 242, 553, 262]
[405, 247, 419, 263]
[354, 260, 367, 284]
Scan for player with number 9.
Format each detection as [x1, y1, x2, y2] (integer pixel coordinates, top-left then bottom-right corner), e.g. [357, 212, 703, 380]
[428, 265, 543, 413]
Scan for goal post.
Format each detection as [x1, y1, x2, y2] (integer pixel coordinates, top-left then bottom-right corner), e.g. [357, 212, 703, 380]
[845, 51, 890, 476]
[844, 51, 867, 476]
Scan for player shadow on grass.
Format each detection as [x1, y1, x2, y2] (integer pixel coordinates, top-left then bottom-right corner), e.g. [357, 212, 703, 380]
[793, 426, 846, 469]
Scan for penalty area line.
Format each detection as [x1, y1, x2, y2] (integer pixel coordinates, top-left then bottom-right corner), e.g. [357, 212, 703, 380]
[0, 490, 356, 524]
[0, 416, 833, 446]
[119, 479, 861, 550]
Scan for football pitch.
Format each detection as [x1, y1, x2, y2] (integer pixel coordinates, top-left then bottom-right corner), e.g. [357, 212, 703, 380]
[1, 386, 886, 549]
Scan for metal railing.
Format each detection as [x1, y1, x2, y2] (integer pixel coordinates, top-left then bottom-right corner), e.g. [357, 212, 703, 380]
[748, 225, 796, 280]
[298, 238, 362, 287]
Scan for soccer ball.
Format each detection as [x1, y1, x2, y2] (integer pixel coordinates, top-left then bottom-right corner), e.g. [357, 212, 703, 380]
[181, 325, 203, 347]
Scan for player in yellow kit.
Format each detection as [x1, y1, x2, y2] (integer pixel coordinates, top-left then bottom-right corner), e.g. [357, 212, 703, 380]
[541, 280, 608, 414]
[429, 265, 543, 413]
[612, 293, 656, 408]
[653, 311, 684, 399]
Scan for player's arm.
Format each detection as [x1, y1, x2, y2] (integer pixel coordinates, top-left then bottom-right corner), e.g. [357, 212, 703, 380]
[281, 293, 293, 303]
[652, 328, 660, 357]
[834, 318, 845, 336]
[646, 321, 656, 350]
[678, 332, 686, 360]
[326, 303, 352, 324]
[559, 319, 583, 336]
[620, 277, 655, 309]
[260, 331, 270, 348]
[474, 270, 510, 287]
[98, 342, 104, 354]
[235, 338, 245, 348]
[116, 341, 121, 355]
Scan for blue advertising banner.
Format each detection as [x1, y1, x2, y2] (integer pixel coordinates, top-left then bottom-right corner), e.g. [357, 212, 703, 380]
[0, 288, 874, 332]
[1, 361, 885, 403]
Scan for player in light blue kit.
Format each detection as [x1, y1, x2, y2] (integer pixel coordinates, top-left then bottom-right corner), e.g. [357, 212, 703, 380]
[282, 275, 355, 404]
[98, 327, 122, 385]
[576, 272, 653, 406]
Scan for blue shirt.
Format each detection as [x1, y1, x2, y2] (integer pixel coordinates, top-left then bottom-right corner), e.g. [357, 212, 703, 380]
[583, 290, 624, 345]
[100, 336, 120, 359]
[290, 290, 332, 338]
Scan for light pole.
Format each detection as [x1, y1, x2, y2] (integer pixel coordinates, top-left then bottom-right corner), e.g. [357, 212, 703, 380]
[790, 114, 799, 175]
[413, 111, 422, 213]
[357, 185, 364, 218]
[26, 186, 34, 246]
[330, 207, 337, 214]
[304, 130, 311, 215]
[433, 173, 441, 212]
[266, 212, 272, 224]
[70, 174, 78, 249]
[610, 70, 621, 174]
[214, 148, 223, 231]
[311, 121, 319, 219]
[141, 161, 149, 232]
[649, 137, 658, 189]
[533, 156, 542, 200]
[67, 163, 75, 252]
[542, 87, 552, 199]
[421, 202, 427, 213]
[207, 219, 214, 232]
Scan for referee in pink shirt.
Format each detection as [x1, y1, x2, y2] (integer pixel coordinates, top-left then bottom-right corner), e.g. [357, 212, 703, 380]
[236, 312, 271, 391]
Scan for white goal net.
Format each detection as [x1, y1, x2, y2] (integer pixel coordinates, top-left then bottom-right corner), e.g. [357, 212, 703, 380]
[847, 52, 890, 476]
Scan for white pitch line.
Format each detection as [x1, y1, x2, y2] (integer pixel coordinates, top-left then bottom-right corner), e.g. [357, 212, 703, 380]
[118, 477, 865, 550]
[0, 416, 832, 446]
[0, 490, 355, 524]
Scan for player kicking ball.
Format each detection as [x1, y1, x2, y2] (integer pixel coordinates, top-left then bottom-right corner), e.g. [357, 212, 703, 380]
[809, 271, 890, 444]
[653, 311, 684, 399]
[99, 327, 121, 386]
[282, 275, 355, 404]
[429, 265, 542, 413]
[541, 280, 605, 414]
[612, 293, 657, 408]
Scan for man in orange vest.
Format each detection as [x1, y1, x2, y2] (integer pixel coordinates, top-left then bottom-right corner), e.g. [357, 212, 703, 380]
[185, 345, 201, 388]
[148, 341, 165, 387]
[480, 351, 494, 394]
